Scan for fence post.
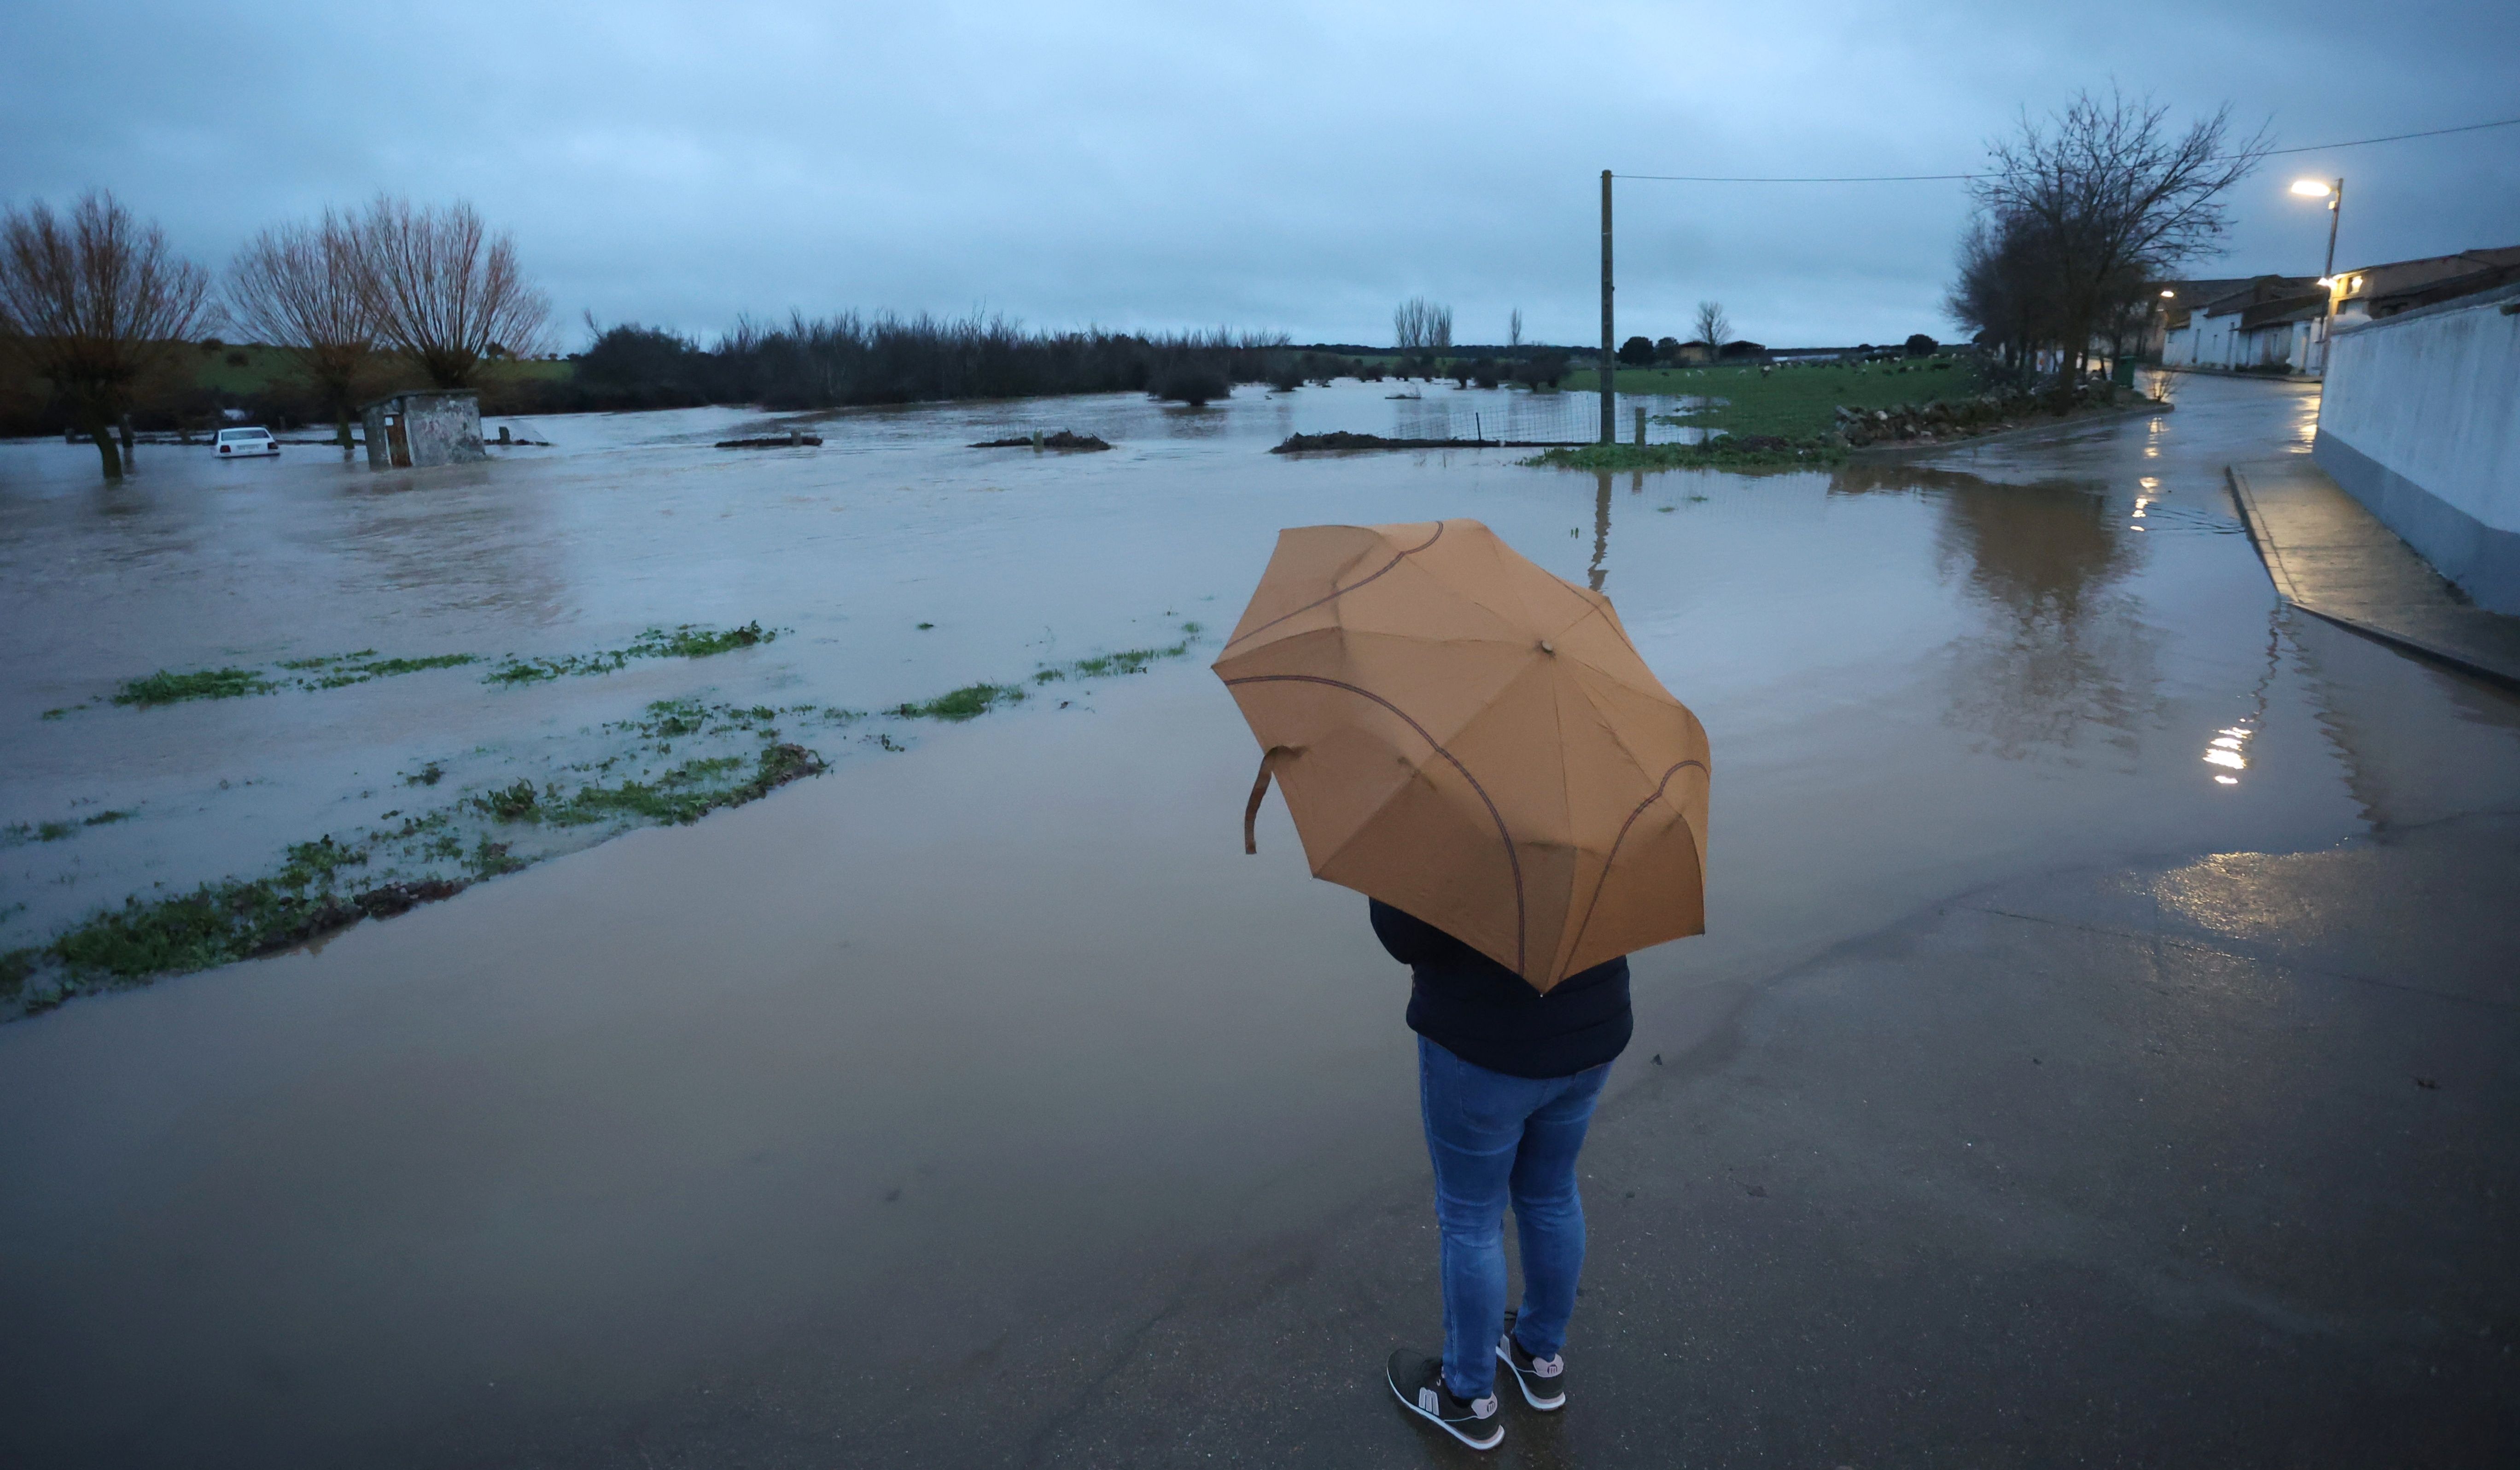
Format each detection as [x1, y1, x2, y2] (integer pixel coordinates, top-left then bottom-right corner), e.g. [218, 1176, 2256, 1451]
[1634, 407, 1647, 446]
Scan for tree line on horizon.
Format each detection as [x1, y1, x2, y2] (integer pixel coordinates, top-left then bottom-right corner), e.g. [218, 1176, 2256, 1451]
[564, 315, 1295, 414]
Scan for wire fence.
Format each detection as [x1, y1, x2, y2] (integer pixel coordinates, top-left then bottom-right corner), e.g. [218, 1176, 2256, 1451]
[1380, 388, 1717, 446]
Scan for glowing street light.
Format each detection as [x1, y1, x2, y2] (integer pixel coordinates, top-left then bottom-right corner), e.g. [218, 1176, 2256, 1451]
[2289, 179, 2333, 198]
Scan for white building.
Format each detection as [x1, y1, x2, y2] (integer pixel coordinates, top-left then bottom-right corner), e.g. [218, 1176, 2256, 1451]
[2157, 276, 2319, 371]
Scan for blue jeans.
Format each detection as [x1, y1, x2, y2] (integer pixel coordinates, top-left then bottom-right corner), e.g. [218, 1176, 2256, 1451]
[1417, 1034, 1611, 1400]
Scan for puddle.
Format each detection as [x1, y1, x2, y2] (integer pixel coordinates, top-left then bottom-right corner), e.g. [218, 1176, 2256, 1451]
[4, 373, 2518, 1463]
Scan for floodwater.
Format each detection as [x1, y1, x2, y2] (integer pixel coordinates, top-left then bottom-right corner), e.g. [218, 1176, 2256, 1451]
[4, 374, 2519, 1465]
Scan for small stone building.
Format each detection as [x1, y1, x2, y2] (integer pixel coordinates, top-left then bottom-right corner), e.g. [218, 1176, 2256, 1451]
[361, 390, 486, 469]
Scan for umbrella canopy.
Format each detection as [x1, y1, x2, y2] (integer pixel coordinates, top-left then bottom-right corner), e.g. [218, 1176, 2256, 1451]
[1214, 518, 1709, 991]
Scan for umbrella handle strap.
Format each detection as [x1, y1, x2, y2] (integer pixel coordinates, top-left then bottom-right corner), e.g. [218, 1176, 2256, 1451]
[1243, 747, 1288, 855]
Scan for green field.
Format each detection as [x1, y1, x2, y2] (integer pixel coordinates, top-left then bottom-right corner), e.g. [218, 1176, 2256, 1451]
[1564, 357, 1985, 440]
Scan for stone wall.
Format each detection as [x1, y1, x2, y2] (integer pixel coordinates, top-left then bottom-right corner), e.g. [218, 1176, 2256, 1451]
[360, 391, 486, 470]
[2314, 281, 2520, 613]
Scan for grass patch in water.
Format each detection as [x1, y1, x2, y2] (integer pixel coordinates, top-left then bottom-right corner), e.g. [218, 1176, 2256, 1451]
[77, 623, 773, 721]
[0, 947, 37, 1000]
[1068, 641, 1190, 678]
[4, 820, 78, 845]
[486, 622, 777, 685]
[544, 745, 819, 827]
[898, 623, 1203, 715]
[282, 651, 480, 689]
[895, 683, 1027, 720]
[8, 736, 822, 1012]
[1523, 439, 1843, 471]
[113, 667, 276, 706]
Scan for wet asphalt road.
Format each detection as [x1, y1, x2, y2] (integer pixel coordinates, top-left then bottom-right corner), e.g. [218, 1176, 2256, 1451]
[546, 797, 2520, 1468]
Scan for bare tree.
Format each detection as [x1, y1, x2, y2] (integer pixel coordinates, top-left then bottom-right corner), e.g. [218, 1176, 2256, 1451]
[1692, 301, 1730, 351]
[355, 196, 551, 389]
[228, 208, 378, 445]
[1394, 297, 1438, 352]
[1966, 88, 2267, 376]
[0, 190, 212, 478]
[1946, 209, 2063, 375]
[1507, 307, 1523, 351]
[1429, 302, 1453, 352]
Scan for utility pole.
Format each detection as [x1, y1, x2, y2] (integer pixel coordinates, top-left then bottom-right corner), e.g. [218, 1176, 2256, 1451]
[2321, 177, 2344, 280]
[1599, 169, 1615, 445]
[2319, 177, 2344, 377]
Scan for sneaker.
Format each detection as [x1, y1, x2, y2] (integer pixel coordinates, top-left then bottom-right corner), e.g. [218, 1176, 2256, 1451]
[1495, 1310, 1566, 1410]
[1387, 1348, 1504, 1450]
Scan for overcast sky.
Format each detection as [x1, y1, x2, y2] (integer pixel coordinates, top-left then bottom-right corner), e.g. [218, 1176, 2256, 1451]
[5, 0, 2515, 350]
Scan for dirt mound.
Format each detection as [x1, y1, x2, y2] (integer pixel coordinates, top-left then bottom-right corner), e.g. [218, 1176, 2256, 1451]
[716, 433, 823, 448]
[968, 430, 1113, 451]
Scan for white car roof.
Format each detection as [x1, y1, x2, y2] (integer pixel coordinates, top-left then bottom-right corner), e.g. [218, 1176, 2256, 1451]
[218, 427, 271, 437]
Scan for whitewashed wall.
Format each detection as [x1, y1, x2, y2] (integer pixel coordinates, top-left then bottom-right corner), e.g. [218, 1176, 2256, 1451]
[2314, 281, 2520, 612]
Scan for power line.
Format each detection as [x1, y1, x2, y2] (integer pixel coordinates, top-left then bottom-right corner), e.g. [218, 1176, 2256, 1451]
[2263, 115, 2520, 156]
[1616, 115, 2520, 184]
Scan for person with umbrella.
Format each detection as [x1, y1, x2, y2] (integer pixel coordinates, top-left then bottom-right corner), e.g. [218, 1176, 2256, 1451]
[1216, 519, 1710, 1451]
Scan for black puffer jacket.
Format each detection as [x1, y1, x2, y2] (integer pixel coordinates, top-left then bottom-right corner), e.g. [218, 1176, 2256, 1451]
[1370, 900, 1632, 1079]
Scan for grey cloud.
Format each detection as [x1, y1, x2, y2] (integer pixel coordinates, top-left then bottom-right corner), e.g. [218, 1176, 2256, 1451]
[3, 0, 2513, 350]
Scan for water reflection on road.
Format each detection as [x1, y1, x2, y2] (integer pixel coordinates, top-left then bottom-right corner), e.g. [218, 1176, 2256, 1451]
[5, 374, 2519, 1466]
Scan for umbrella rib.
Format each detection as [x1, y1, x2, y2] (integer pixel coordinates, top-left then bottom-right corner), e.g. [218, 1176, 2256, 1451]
[1222, 672, 1526, 976]
[1560, 758, 1707, 973]
[1219, 522, 1447, 653]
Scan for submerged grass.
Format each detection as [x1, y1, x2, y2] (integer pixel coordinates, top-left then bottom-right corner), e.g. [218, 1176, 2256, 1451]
[70, 622, 774, 720]
[546, 744, 823, 826]
[280, 651, 481, 689]
[8, 615, 1199, 1018]
[8, 723, 827, 1014]
[2, 811, 132, 846]
[485, 622, 777, 684]
[895, 683, 1027, 720]
[1525, 439, 1844, 471]
[113, 667, 275, 706]
[904, 624, 1206, 715]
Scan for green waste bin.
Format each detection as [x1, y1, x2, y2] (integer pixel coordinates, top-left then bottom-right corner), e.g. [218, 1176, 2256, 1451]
[2111, 356, 2136, 388]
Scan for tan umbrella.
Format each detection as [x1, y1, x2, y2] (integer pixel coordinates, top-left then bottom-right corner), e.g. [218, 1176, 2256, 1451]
[1214, 518, 1710, 991]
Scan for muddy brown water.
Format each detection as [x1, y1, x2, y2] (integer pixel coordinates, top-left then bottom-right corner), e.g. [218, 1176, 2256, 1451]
[4, 375, 2518, 1465]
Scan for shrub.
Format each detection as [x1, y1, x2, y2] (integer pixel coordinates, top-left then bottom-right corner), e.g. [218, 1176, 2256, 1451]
[1513, 352, 1568, 389]
[1150, 362, 1230, 406]
[1617, 335, 1656, 365]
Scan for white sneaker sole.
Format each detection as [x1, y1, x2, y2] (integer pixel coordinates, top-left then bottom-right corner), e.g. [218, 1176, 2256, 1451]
[1388, 1377, 1505, 1450]
[1495, 1342, 1566, 1411]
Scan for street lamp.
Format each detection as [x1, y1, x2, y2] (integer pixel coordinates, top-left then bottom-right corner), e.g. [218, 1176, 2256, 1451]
[2291, 177, 2345, 375]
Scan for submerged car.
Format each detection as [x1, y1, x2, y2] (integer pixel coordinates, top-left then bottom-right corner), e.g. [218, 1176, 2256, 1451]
[215, 426, 279, 458]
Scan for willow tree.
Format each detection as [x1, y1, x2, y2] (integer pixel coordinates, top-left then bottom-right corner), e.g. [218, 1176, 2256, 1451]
[355, 197, 551, 389]
[227, 208, 377, 445]
[0, 191, 212, 478]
